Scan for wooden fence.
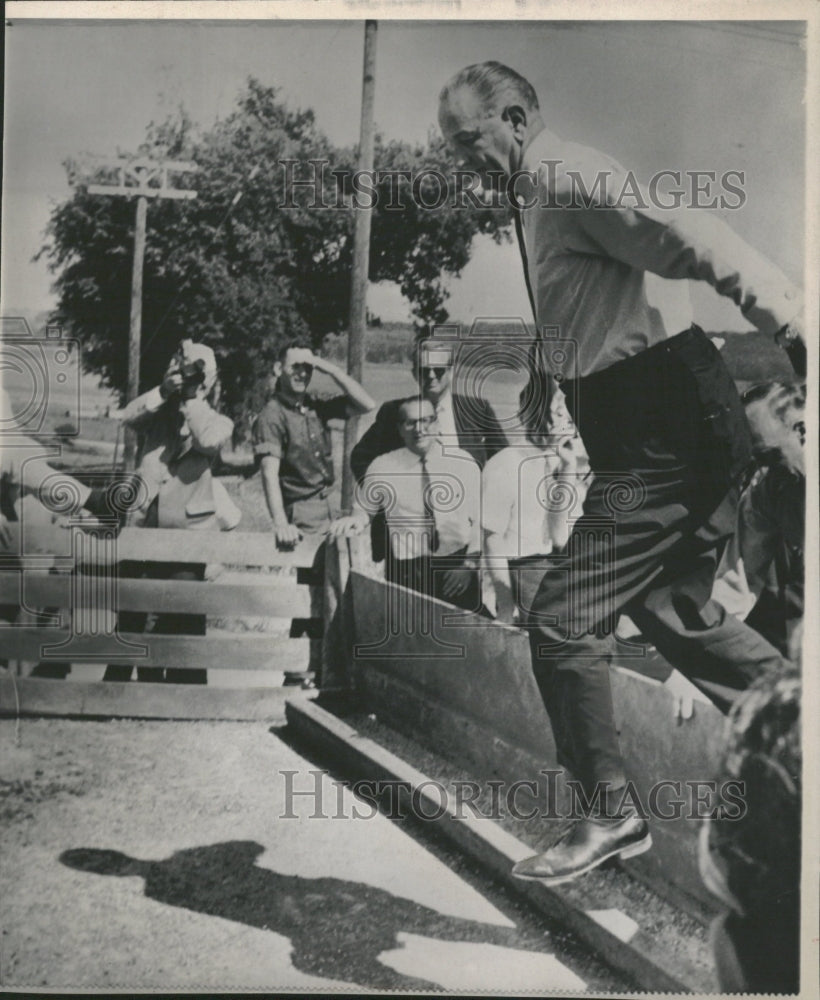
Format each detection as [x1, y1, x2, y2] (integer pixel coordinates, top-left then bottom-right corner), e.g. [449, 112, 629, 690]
[0, 521, 325, 720]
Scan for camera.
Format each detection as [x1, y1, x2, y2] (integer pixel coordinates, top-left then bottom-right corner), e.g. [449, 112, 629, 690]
[165, 356, 207, 400]
[178, 358, 207, 394]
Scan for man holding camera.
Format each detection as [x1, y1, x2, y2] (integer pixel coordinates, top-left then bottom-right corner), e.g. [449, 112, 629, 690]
[120, 339, 236, 531]
[105, 339, 237, 684]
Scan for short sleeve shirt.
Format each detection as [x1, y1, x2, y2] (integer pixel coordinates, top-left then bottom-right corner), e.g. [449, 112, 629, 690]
[252, 391, 348, 504]
[482, 445, 589, 558]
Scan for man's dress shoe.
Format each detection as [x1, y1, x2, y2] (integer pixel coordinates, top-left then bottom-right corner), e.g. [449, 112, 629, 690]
[511, 813, 652, 885]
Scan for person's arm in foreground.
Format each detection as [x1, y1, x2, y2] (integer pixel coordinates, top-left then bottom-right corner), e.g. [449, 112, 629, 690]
[572, 161, 804, 357]
[545, 435, 583, 553]
[481, 453, 515, 620]
[484, 529, 516, 622]
[440, 455, 482, 601]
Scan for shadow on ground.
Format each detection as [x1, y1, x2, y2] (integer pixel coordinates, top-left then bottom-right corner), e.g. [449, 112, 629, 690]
[61, 839, 549, 991]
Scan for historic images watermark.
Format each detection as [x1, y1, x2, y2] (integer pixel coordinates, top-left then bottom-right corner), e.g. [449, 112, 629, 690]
[278, 769, 747, 823]
[279, 159, 747, 212]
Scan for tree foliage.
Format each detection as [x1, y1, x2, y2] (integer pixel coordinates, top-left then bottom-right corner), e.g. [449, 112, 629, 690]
[38, 78, 509, 431]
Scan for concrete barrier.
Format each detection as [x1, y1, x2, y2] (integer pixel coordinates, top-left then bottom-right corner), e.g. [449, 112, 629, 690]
[343, 558, 726, 916]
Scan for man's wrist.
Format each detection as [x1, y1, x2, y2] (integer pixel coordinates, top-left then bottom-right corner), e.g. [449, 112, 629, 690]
[774, 321, 807, 377]
[774, 323, 801, 347]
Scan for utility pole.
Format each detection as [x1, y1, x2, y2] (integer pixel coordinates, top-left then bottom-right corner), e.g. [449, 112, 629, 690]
[83, 157, 197, 468]
[341, 19, 378, 512]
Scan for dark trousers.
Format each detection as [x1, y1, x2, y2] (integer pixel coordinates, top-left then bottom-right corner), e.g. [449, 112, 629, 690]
[386, 546, 482, 613]
[526, 327, 787, 793]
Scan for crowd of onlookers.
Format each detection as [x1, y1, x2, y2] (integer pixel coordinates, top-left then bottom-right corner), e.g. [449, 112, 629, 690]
[2, 328, 804, 667]
[243, 329, 805, 668]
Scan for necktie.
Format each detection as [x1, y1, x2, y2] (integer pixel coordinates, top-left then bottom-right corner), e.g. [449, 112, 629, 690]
[512, 205, 538, 326]
[420, 455, 440, 554]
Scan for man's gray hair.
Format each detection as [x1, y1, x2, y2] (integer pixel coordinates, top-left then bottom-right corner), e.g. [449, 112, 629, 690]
[439, 61, 539, 114]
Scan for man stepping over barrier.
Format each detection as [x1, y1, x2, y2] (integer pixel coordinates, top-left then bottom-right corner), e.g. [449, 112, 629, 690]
[437, 61, 805, 886]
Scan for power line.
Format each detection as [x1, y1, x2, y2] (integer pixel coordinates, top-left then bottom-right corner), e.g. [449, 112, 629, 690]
[140, 163, 261, 357]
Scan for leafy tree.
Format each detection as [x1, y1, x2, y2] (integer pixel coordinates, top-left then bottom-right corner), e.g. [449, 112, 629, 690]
[38, 78, 509, 432]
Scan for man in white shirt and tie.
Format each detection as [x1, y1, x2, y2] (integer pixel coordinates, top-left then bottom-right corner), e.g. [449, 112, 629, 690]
[331, 397, 483, 611]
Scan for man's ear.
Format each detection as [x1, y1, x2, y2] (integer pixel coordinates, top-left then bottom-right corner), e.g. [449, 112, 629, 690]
[503, 103, 528, 139]
[273, 360, 283, 376]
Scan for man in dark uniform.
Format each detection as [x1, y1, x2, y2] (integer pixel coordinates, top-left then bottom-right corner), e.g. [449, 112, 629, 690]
[438, 61, 805, 884]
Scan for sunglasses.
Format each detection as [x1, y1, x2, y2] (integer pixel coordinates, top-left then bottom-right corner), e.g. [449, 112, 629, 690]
[420, 366, 450, 379]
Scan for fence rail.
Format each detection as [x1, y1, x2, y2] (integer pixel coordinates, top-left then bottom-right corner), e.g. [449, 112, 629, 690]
[0, 522, 323, 719]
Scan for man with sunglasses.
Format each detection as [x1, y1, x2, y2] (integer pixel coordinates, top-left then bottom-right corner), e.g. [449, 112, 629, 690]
[351, 335, 506, 562]
[437, 61, 805, 886]
[350, 336, 507, 485]
[253, 336, 374, 686]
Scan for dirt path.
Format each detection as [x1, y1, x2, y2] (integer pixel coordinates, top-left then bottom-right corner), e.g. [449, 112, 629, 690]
[1, 717, 624, 992]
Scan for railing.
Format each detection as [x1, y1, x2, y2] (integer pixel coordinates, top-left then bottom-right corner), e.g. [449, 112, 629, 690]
[0, 522, 322, 720]
[327, 533, 725, 919]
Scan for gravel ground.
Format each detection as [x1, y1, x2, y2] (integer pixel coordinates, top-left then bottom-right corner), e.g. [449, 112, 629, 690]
[329, 707, 716, 990]
[1, 715, 629, 993]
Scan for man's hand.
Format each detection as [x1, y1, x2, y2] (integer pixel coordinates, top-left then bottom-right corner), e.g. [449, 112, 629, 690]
[287, 347, 319, 368]
[0, 513, 12, 550]
[274, 521, 302, 550]
[494, 590, 519, 625]
[160, 372, 184, 400]
[305, 350, 329, 372]
[663, 670, 695, 723]
[328, 514, 367, 539]
[556, 434, 580, 473]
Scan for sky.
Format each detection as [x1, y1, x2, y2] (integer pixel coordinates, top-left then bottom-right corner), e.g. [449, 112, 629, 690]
[1, 17, 808, 331]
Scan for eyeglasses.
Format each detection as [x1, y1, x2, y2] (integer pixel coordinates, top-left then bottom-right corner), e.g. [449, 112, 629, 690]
[419, 366, 450, 380]
[401, 416, 436, 430]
